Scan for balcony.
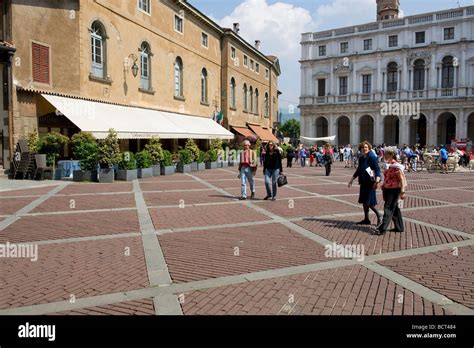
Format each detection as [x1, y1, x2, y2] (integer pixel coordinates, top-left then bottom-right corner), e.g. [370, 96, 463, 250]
[385, 92, 398, 100]
[412, 91, 424, 98]
[440, 88, 454, 97]
[360, 94, 372, 101]
[338, 96, 348, 103]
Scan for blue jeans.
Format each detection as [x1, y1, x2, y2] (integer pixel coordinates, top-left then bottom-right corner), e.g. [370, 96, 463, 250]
[265, 168, 280, 198]
[240, 166, 255, 198]
[301, 157, 306, 167]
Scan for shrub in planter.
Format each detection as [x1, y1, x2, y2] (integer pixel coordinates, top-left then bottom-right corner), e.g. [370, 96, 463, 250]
[205, 149, 218, 169]
[177, 149, 193, 173]
[135, 150, 153, 178]
[185, 139, 199, 172]
[116, 152, 138, 181]
[71, 132, 99, 182]
[197, 150, 206, 171]
[145, 137, 164, 177]
[27, 130, 39, 153]
[160, 150, 175, 176]
[37, 132, 69, 169]
[97, 129, 121, 183]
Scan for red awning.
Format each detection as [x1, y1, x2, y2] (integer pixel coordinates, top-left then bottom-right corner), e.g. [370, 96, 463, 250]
[248, 124, 279, 143]
[233, 126, 257, 139]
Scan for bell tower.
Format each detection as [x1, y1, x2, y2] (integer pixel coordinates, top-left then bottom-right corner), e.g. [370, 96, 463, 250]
[377, 0, 400, 21]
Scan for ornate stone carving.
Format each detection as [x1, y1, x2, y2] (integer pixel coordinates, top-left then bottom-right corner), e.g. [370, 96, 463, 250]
[407, 51, 432, 65]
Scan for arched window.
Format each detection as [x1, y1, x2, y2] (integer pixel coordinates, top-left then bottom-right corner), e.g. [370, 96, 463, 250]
[200, 68, 208, 104]
[249, 86, 253, 113]
[140, 42, 151, 90]
[387, 62, 398, 92]
[230, 78, 236, 109]
[255, 89, 259, 114]
[264, 92, 269, 117]
[442, 56, 454, 89]
[413, 59, 425, 91]
[174, 57, 183, 97]
[91, 21, 107, 78]
[243, 84, 248, 111]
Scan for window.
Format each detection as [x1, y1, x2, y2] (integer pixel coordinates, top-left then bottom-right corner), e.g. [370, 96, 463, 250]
[138, 0, 150, 14]
[387, 62, 398, 92]
[318, 79, 326, 97]
[32, 42, 50, 84]
[244, 55, 248, 67]
[174, 57, 183, 97]
[444, 27, 454, 40]
[200, 68, 208, 104]
[362, 74, 371, 94]
[90, 21, 106, 79]
[264, 92, 269, 117]
[413, 59, 425, 90]
[363, 39, 372, 51]
[442, 56, 454, 89]
[201, 32, 208, 48]
[231, 47, 236, 60]
[340, 42, 348, 54]
[388, 35, 398, 47]
[243, 84, 248, 111]
[256, 63, 260, 73]
[230, 77, 236, 109]
[140, 42, 151, 90]
[174, 15, 183, 33]
[250, 59, 254, 71]
[249, 86, 254, 113]
[415, 31, 425, 44]
[319, 45, 326, 56]
[265, 69, 269, 79]
[339, 76, 348, 95]
[255, 89, 259, 114]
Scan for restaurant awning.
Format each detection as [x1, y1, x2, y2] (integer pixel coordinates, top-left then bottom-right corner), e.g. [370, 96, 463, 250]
[248, 124, 279, 143]
[42, 94, 234, 140]
[232, 126, 257, 138]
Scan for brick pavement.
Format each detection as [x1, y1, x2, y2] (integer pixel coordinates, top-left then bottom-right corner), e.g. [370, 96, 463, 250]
[0, 162, 473, 316]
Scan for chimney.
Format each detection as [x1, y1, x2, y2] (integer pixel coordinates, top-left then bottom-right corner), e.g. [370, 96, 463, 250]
[255, 40, 261, 50]
[233, 23, 240, 34]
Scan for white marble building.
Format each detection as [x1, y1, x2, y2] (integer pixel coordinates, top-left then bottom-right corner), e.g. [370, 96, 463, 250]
[300, 2, 474, 146]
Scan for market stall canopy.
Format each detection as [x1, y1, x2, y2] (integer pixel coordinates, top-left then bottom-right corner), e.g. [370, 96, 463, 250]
[42, 94, 234, 140]
[232, 126, 257, 139]
[300, 136, 336, 144]
[248, 124, 279, 143]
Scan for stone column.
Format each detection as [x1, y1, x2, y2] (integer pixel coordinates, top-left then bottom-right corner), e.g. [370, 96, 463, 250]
[427, 110, 436, 146]
[457, 109, 465, 140]
[328, 115, 336, 139]
[351, 113, 358, 145]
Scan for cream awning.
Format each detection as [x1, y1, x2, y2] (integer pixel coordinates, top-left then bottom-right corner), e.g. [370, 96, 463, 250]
[42, 94, 234, 140]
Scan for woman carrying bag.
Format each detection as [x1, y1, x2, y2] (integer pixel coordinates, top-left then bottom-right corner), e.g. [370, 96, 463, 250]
[263, 141, 283, 201]
[323, 143, 333, 176]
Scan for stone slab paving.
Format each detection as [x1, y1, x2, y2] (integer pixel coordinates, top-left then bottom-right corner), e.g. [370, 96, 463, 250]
[0, 162, 473, 316]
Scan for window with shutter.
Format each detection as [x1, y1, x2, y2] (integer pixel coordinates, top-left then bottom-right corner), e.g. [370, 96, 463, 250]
[32, 43, 50, 84]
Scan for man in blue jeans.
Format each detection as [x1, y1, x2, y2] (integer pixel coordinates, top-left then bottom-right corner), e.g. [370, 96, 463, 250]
[439, 145, 449, 174]
[238, 140, 256, 200]
[263, 141, 283, 201]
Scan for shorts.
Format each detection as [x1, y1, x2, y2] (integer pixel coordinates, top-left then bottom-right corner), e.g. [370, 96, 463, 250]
[441, 158, 447, 164]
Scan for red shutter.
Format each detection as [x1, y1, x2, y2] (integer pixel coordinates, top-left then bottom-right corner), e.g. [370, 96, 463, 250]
[32, 43, 50, 84]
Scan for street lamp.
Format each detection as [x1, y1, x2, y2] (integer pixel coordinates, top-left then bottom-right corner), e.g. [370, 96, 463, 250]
[124, 54, 139, 78]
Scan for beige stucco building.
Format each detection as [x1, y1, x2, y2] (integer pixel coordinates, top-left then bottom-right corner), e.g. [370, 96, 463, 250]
[1, 0, 280, 169]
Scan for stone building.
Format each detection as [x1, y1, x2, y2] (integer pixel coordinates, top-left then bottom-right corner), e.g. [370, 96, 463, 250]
[300, 1, 474, 147]
[1, 0, 280, 169]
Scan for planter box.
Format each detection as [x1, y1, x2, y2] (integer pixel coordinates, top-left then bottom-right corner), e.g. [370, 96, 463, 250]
[99, 168, 114, 183]
[222, 161, 229, 168]
[228, 161, 235, 167]
[116, 169, 138, 181]
[191, 162, 198, 172]
[54, 169, 62, 181]
[205, 161, 218, 170]
[160, 165, 175, 176]
[138, 167, 153, 179]
[197, 162, 206, 171]
[73, 170, 93, 182]
[152, 164, 161, 177]
[177, 163, 192, 173]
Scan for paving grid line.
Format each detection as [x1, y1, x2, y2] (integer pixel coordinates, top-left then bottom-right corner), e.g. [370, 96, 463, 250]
[2, 238, 473, 316]
[132, 180, 182, 315]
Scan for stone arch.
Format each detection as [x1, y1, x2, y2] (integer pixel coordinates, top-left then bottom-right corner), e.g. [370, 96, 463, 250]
[409, 113, 427, 146]
[436, 112, 457, 145]
[468, 112, 474, 141]
[315, 116, 329, 139]
[383, 115, 400, 145]
[359, 115, 374, 145]
[336, 115, 351, 146]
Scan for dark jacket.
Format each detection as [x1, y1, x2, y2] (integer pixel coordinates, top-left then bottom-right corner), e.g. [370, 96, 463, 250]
[264, 150, 283, 173]
[353, 151, 381, 184]
[287, 148, 295, 158]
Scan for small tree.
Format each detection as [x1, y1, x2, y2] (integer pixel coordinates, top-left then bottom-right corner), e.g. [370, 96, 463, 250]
[161, 150, 173, 167]
[119, 152, 137, 170]
[185, 138, 200, 162]
[145, 137, 164, 165]
[135, 150, 153, 169]
[71, 132, 98, 171]
[37, 132, 69, 168]
[27, 130, 39, 153]
[210, 138, 223, 152]
[206, 149, 218, 162]
[178, 149, 193, 165]
[98, 129, 121, 169]
[197, 150, 206, 164]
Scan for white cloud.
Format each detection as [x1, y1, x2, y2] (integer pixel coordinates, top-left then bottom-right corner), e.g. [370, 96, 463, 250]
[313, 0, 376, 31]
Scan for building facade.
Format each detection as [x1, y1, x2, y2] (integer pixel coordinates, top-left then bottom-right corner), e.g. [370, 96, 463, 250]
[300, 2, 474, 147]
[4, 0, 280, 168]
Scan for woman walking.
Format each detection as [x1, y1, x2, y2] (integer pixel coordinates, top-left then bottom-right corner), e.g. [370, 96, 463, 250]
[323, 143, 333, 176]
[263, 141, 283, 201]
[348, 141, 382, 226]
[374, 147, 407, 235]
[286, 145, 295, 168]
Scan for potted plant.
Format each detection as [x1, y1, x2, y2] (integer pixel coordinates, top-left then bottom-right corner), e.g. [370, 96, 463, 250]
[160, 150, 175, 176]
[37, 132, 69, 180]
[197, 150, 206, 171]
[185, 139, 200, 172]
[145, 137, 163, 177]
[177, 149, 193, 173]
[205, 149, 219, 169]
[71, 132, 98, 182]
[135, 150, 153, 178]
[97, 129, 121, 183]
[116, 151, 138, 181]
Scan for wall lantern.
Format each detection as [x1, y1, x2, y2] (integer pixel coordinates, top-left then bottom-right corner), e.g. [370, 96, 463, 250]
[124, 54, 139, 78]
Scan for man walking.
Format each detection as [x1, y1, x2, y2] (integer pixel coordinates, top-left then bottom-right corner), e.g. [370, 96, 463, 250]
[439, 145, 449, 174]
[238, 140, 256, 200]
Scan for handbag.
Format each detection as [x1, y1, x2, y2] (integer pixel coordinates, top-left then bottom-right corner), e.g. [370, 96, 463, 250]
[277, 174, 288, 187]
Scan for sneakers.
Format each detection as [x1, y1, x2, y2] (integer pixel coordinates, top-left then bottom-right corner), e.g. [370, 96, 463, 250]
[263, 196, 271, 201]
[250, 193, 255, 200]
[356, 219, 371, 225]
[239, 197, 247, 201]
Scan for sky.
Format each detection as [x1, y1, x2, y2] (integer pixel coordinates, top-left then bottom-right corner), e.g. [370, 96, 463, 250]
[189, 0, 472, 114]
